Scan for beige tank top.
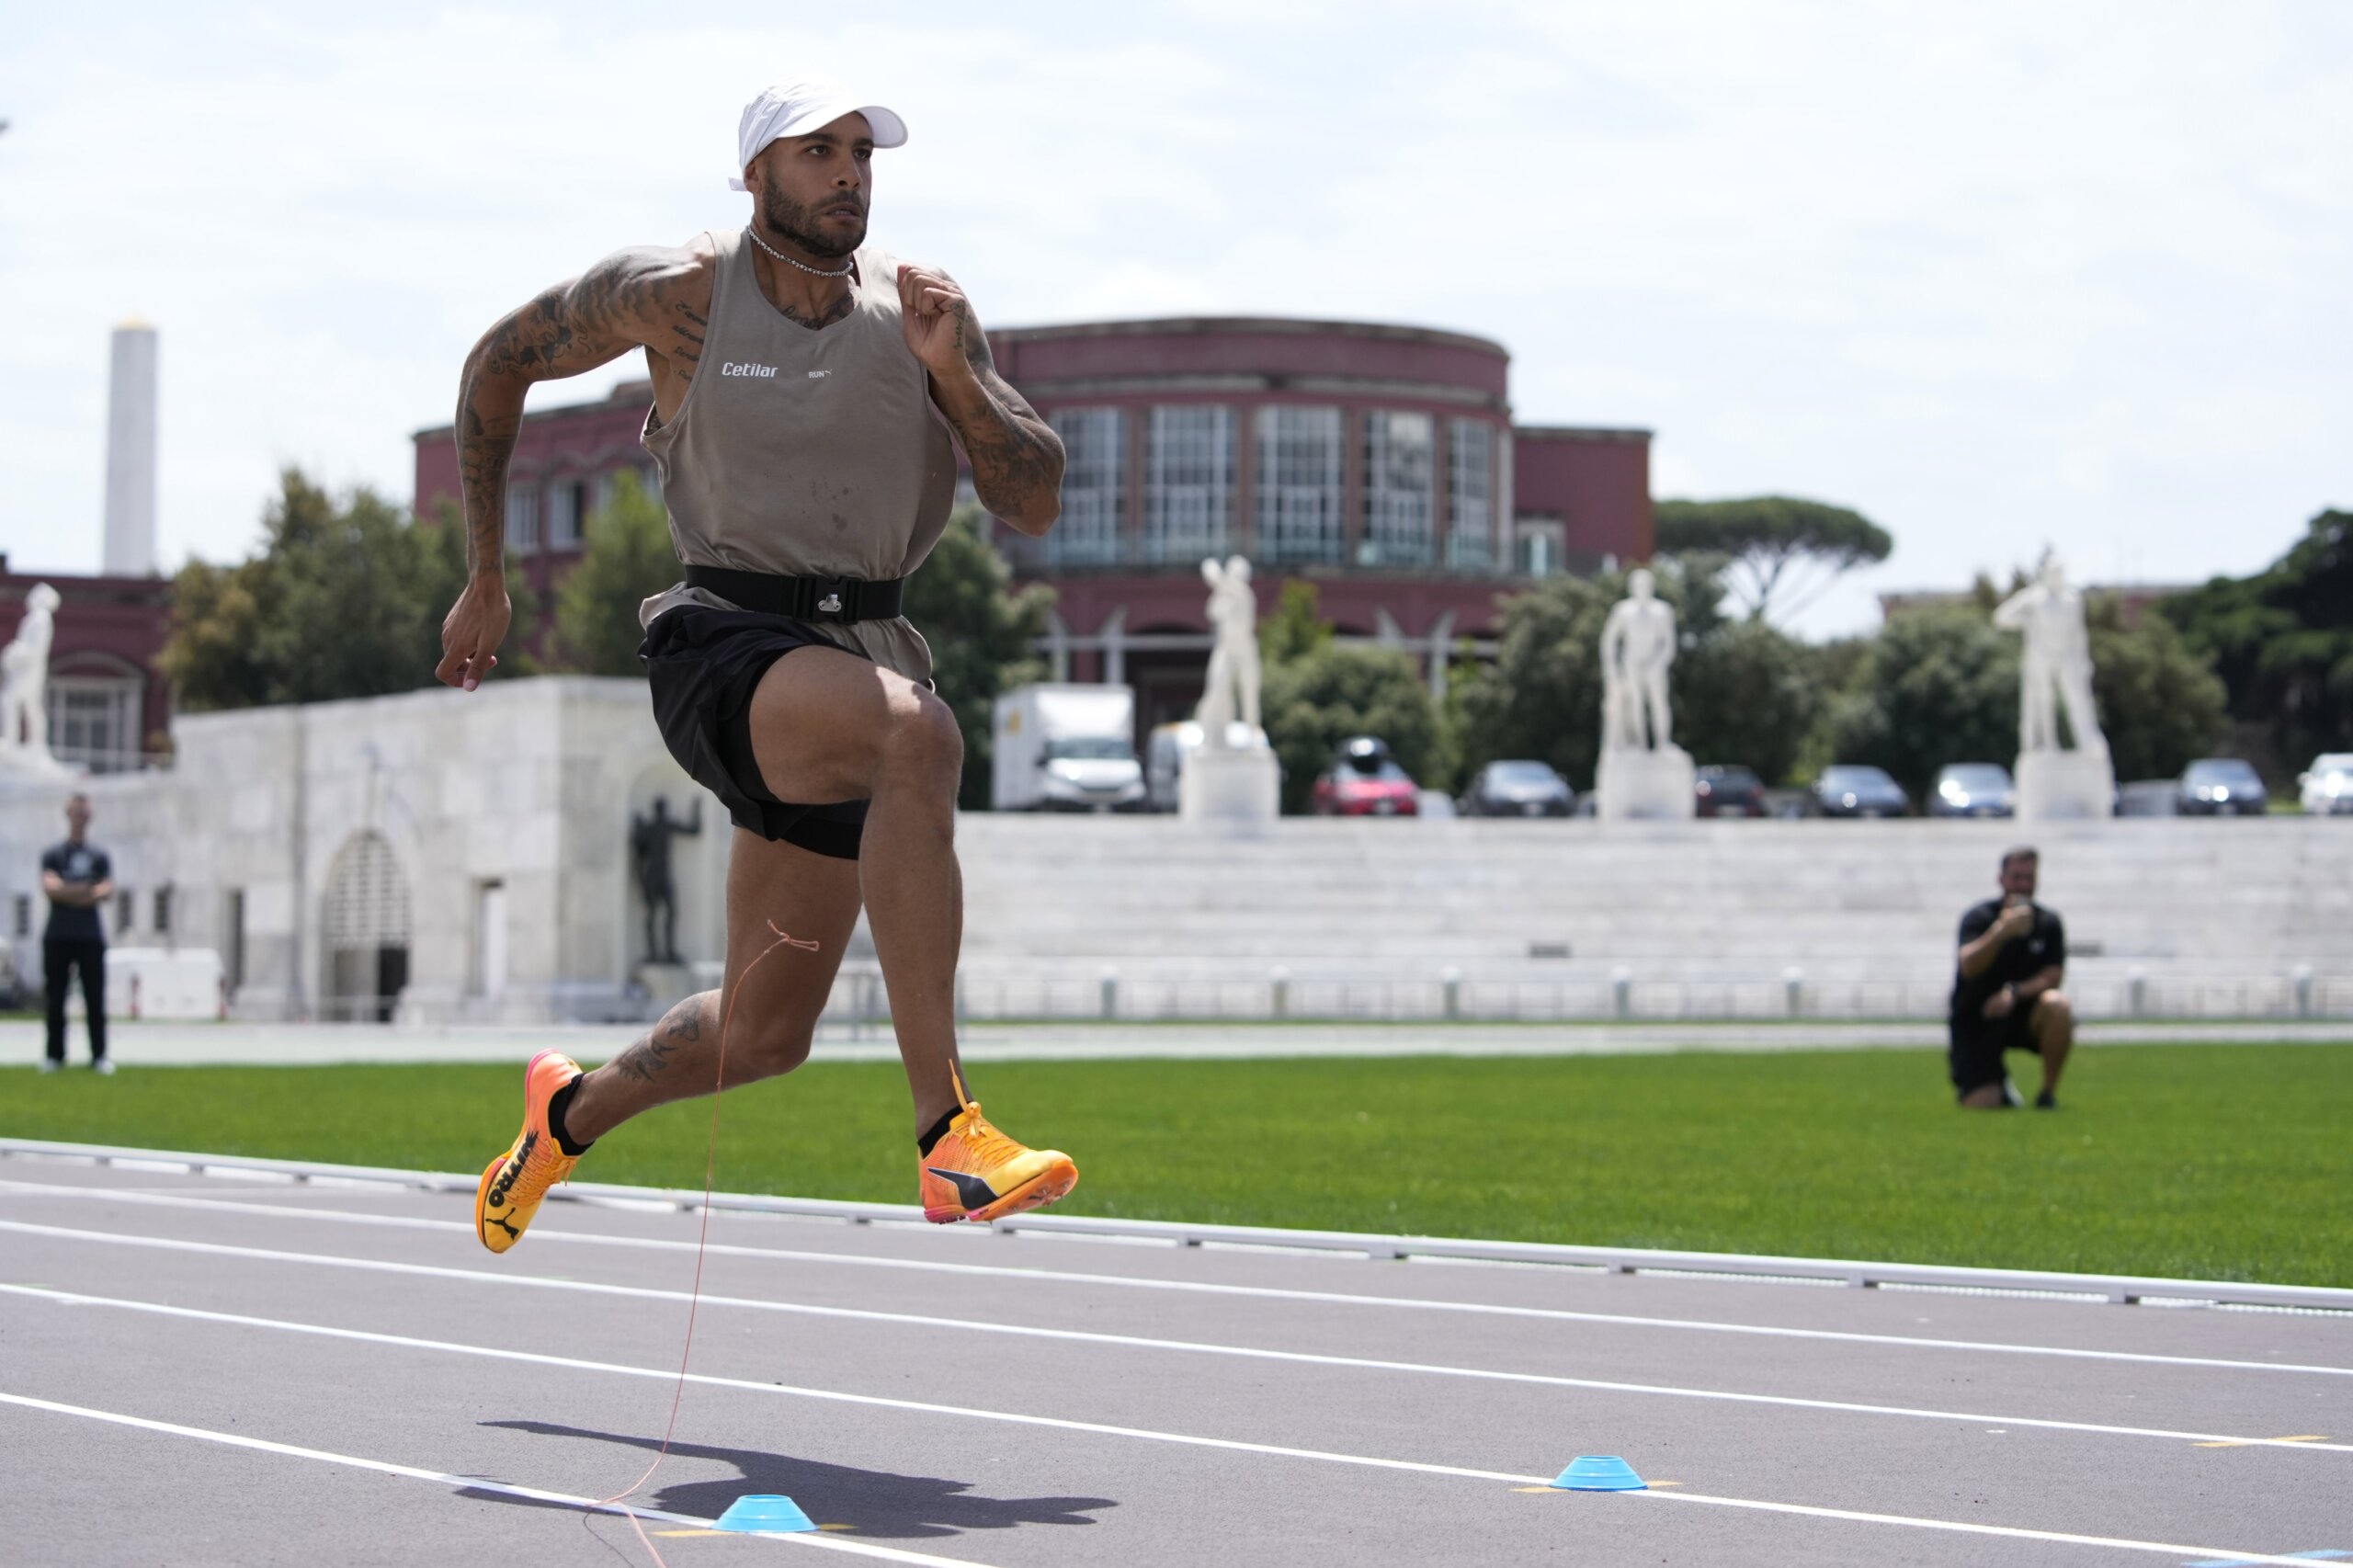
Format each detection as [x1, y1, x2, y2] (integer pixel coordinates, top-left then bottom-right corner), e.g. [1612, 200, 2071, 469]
[638, 228, 959, 683]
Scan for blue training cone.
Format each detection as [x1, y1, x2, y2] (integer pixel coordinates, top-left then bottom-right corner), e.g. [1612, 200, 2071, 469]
[1551, 1455, 1645, 1492]
[713, 1494, 818, 1533]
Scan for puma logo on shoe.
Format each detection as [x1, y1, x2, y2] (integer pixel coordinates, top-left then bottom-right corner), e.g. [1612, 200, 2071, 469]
[486, 1132, 536, 1207]
[485, 1211, 520, 1241]
[925, 1165, 999, 1210]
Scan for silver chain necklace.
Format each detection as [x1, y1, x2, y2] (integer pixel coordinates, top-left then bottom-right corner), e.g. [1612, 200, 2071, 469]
[745, 225, 853, 278]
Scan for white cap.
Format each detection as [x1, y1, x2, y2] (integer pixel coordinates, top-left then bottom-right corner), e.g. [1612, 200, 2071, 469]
[730, 76, 907, 191]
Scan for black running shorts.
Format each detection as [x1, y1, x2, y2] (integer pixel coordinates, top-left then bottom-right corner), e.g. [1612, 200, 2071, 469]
[641, 604, 869, 859]
[1947, 1006, 2041, 1096]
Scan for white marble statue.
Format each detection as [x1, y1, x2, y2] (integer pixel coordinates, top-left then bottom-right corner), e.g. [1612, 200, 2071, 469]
[1194, 555, 1262, 745]
[1600, 568, 1677, 753]
[0, 583, 63, 771]
[1994, 556, 2108, 756]
[1180, 555, 1279, 822]
[1594, 568, 1695, 821]
[1995, 554, 2114, 820]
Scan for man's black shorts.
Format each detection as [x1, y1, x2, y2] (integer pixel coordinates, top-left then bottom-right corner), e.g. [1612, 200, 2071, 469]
[641, 604, 869, 859]
[1948, 1006, 2042, 1096]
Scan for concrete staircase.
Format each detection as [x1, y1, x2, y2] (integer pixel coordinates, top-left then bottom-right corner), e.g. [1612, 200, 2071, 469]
[939, 816, 2353, 1020]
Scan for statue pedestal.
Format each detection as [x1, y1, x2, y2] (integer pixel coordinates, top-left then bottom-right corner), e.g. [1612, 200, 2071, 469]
[2016, 747, 2114, 821]
[0, 749, 74, 780]
[633, 961, 696, 1015]
[1596, 744, 1697, 822]
[1181, 743, 1279, 824]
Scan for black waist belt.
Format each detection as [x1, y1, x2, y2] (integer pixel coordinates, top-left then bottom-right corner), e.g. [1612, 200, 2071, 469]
[684, 564, 904, 624]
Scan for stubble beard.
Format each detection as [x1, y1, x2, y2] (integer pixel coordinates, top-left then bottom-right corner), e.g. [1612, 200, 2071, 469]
[758, 187, 866, 259]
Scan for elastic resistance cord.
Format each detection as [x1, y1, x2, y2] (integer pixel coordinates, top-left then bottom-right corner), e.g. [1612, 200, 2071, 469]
[592, 920, 815, 1567]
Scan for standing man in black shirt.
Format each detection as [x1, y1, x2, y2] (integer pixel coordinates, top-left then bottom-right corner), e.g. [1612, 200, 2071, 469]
[1949, 846, 2072, 1108]
[38, 792, 115, 1075]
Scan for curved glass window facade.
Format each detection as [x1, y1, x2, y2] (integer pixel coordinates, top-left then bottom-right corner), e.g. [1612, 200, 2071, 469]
[1446, 417, 1495, 569]
[1254, 405, 1343, 565]
[1360, 411, 1435, 566]
[1143, 405, 1233, 563]
[1048, 407, 1126, 565]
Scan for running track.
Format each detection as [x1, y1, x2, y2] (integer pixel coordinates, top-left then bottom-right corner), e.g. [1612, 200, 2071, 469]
[1, 1150, 2347, 1566]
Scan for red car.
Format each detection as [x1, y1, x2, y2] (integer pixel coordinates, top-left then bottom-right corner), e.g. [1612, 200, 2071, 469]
[1312, 736, 1421, 817]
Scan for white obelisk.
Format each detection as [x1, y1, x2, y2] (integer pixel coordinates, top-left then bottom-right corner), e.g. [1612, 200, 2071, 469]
[103, 319, 159, 577]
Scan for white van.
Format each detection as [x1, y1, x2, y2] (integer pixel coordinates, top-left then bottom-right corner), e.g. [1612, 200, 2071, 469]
[992, 685, 1146, 812]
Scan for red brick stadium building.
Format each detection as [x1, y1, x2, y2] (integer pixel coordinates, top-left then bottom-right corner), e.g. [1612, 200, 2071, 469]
[412, 314, 1651, 730]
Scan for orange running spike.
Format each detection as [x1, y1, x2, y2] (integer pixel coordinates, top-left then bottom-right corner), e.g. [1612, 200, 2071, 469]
[473, 1050, 584, 1254]
[919, 1069, 1078, 1224]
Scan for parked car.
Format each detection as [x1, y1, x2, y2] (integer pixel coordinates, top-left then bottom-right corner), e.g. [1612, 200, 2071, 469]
[2299, 753, 2353, 816]
[1460, 759, 1574, 817]
[1312, 736, 1420, 817]
[1812, 764, 1910, 818]
[1929, 762, 2016, 818]
[1693, 764, 1766, 817]
[2177, 757, 2268, 816]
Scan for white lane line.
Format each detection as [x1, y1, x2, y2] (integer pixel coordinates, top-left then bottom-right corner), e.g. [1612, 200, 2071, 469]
[1630, 1486, 2342, 1566]
[3, 1221, 2346, 1458]
[0, 1389, 998, 1567]
[0, 1283, 1542, 1485]
[5, 1177, 2343, 1381]
[2, 1291, 2331, 1568]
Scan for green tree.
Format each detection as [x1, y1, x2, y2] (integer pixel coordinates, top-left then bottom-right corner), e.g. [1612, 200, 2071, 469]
[1834, 606, 2018, 800]
[1258, 579, 1333, 665]
[904, 505, 1053, 809]
[1654, 495, 1893, 624]
[2086, 596, 2228, 782]
[547, 472, 679, 676]
[2163, 509, 2353, 780]
[1837, 589, 2227, 798]
[1456, 570, 1618, 790]
[160, 469, 535, 710]
[1262, 642, 1446, 813]
[1675, 618, 1829, 786]
[1457, 556, 1820, 788]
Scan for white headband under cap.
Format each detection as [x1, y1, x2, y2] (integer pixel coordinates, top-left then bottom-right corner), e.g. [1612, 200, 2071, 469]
[730, 76, 908, 191]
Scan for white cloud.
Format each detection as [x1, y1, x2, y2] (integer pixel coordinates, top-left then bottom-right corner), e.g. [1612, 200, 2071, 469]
[0, 0, 2345, 631]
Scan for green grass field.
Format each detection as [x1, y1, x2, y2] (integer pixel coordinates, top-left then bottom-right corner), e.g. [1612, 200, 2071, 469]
[5, 1043, 2347, 1287]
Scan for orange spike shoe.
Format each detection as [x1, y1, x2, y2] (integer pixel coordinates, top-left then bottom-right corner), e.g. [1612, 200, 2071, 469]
[919, 1074, 1077, 1224]
[474, 1050, 584, 1253]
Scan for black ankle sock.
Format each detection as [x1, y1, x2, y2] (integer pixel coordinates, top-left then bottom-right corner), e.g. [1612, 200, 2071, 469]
[547, 1076, 593, 1156]
[915, 1108, 958, 1158]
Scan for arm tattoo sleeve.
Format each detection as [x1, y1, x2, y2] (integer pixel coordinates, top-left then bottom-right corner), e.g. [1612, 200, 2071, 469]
[939, 309, 1065, 528]
[454, 248, 688, 575]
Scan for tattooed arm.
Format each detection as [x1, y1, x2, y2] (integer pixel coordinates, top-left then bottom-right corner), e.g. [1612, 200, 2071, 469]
[435, 243, 713, 689]
[896, 264, 1064, 536]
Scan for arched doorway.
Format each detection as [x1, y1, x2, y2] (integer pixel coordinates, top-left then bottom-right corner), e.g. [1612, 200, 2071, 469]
[324, 831, 412, 1022]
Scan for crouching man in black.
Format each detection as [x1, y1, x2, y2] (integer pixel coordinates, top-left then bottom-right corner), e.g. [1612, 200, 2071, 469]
[1950, 846, 2073, 1108]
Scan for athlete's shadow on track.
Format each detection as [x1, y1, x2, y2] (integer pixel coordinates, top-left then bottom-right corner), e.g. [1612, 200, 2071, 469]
[469, 1418, 1117, 1540]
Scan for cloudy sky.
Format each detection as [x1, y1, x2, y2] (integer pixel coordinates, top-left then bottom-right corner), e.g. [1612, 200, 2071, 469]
[2, 0, 2346, 636]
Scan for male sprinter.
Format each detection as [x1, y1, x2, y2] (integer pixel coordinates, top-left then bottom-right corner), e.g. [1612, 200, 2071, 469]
[436, 77, 1077, 1251]
[1949, 846, 2074, 1108]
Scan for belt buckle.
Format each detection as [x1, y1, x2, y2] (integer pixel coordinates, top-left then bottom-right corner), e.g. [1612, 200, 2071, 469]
[810, 579, 849, 621]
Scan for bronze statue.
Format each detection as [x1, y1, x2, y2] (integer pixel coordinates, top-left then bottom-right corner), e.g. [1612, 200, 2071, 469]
[629, 794, 702, 965]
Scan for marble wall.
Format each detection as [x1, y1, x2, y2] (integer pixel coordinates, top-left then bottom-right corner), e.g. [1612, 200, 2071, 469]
[0, 678, 728, 1025]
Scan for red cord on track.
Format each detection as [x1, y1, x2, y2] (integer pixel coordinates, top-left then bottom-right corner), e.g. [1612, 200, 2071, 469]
[590, 919, 815, 1567]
